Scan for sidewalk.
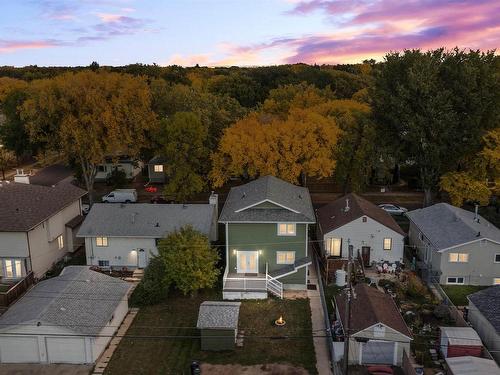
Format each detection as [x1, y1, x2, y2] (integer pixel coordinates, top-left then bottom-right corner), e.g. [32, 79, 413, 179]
[307, 264, 333, 375]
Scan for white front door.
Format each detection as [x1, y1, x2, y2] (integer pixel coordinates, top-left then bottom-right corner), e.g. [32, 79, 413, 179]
[237, 251, 259, 274]
[138, 249, 147, 268]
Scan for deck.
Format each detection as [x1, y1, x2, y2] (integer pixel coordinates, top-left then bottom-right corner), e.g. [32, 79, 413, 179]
[223, 273, 267, 291]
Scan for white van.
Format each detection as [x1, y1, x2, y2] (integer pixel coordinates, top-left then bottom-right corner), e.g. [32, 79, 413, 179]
[102, 189, 138, 203]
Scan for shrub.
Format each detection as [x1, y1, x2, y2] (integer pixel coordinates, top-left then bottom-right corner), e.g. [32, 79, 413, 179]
[106, 168, 127, 188]
[406, 273, 428, 300]
[378, 279, 396, 290]
[433, 304, 451, 320]
[130, 256, 169, 306]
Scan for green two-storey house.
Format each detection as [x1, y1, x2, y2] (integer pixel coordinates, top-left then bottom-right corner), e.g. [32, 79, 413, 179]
[219, 176, 315, 299]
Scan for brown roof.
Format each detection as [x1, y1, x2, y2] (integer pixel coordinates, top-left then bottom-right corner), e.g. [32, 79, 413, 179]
[0, 182, 86, 232]
[335, 283, 412, 338]
[316, 193, 405, 236]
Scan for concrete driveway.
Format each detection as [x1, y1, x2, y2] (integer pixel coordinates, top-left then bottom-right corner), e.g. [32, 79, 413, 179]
[0, 364, 92, 375]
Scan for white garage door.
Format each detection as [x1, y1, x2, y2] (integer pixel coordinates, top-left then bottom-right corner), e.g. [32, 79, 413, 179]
[0, 336, 40, 363]
[362, 341, 395, 365]
[46, 337, 86, 364]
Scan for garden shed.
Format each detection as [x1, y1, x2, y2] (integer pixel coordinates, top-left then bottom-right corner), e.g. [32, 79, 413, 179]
[196, 301, 241, 351]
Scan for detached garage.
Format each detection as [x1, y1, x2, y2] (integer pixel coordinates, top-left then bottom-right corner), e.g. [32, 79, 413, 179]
[0, 266, 130, 364]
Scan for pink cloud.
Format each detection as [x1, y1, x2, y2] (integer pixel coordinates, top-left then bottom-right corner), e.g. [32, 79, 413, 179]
[0, 39, 61, 53]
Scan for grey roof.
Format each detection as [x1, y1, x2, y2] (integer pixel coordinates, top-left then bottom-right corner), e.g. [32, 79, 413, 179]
[0, 266, 130, 335]
[197, 301, 241, 329]
[468, 285, 500, 334]
[148, 155, 168, 165]
[406, 203, 500, 251]
[445, 356, 500, 375]
[219, 176, 315, 223]
[78, 203, 215, 238]
[29, 164, 74, 187]
[0, 181, 86, 232]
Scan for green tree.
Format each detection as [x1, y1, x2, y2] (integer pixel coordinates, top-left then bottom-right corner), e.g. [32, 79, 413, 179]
[0, 147, 16, 180]
[130, 256, 169, 306]
[20, 71, 157, 204]
[158, 226, 220, 296]
[160, 112, 209, 202]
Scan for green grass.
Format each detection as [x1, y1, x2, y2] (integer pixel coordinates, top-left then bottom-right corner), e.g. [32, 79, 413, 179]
[441, 285, 488, 306]
[105, 291, 317, 375]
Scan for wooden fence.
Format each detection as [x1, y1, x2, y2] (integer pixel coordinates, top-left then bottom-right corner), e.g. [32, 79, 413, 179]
[402, 349, 418, 375]
[0, 272, 35, 307]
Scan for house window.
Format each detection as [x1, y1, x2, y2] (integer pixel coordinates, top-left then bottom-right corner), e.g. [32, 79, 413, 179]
[97, 165, 106, 172]
[3, 260, 22, 278]
[447, 277, 465, 285]
[449, 253, 469, 263]
[277, 251, 295, 264]
[493, 278, 500, 285]
[326, 238, 341, 257]
[277, 223, 296, 236]
[57, 235, 64, 250]
[154, 164, 163, 172]
[383, 238, 392, 251]
[96, 237, 108, 247]
[98, 260, 110, 267]
[495, 254, 500, 263]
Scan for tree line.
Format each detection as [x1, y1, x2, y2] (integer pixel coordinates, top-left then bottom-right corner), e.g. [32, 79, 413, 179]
[0, 48, 498, 207]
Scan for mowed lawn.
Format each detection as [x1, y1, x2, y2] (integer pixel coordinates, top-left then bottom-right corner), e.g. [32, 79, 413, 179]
[441, 285, 488, 306]
[105, 291, 317, 375]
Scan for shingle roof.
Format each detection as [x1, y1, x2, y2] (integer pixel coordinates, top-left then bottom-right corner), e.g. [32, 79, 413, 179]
[316, 193, 405, 236]
[78, 203, 216, 238]
[439, 326, 482, 346]
[0, 266, 130, 335]
[29, 164, 74, 187]
[148, 156, 168, 165]
[197, 301, 241, 329]
[468, 285, 500, 334]
[445, 356, 500, 375]
[0, 182, 86, 232]
[335, 283, 412, 338]
[406, 203, 500, 251]
[219, 176, 315, 223]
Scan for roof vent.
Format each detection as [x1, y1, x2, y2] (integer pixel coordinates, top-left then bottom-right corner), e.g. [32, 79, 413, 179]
[474, 204, 480, 223]
[298, 194, 302, 199]
[241, 192, 246, 199]
[476, 231, 481, 237]
[182, 204, 187, 209]
[155, 222, 160, 227]
[344, 198, 350, 212]
[131, 212, 137, 224]
[60, 307, 66, 311]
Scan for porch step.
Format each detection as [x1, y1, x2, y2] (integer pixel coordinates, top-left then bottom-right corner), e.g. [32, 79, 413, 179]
[269, 256, 312, 279]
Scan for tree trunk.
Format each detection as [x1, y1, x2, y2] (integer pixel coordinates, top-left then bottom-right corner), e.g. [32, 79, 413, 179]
[423, 188, 433, 207]
[1, 168, 4, 180]
[79, 157, 97, 206]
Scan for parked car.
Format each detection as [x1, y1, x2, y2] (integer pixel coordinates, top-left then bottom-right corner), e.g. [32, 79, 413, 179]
[378, 203, 408, 215]
[102, 189, 137, 203]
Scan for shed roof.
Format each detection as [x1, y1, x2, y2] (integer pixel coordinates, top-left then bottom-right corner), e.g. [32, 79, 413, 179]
[335, 283, 412, 338]
[440, 326, 482, 346]
[316, 193, 405, 236]
[0, 181, 86, 232]
[445, 356, 500, 375]
[468, 285, 500, 334]
[0, 266, 130, 335]
[78, 203, 215, 238]
[406, 203, 500, 251]
[197, 301, 241, 329]
[219, 175, 315, 223]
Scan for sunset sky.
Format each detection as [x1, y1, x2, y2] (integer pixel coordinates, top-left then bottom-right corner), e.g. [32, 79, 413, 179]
[1, 0, 499, 67]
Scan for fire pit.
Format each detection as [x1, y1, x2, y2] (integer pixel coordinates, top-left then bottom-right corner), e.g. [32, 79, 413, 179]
[274, 315, 286, 327]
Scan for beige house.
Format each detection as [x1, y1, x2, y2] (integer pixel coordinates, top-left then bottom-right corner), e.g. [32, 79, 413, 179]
[0, 181, 86, 279]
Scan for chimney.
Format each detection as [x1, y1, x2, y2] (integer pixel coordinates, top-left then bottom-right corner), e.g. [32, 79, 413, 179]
[344, 198, 350, 212]
[209, 191, 218, 211]
[14, 169, 30, 184]
[474, 204, 480, 223]
[209, 191, 219, 241]
[131, 212, 137, 224]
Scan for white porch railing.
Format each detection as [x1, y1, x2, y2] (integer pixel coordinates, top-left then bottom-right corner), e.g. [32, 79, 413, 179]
[265, 262, 283, 298]
[222, 263, 283, 298]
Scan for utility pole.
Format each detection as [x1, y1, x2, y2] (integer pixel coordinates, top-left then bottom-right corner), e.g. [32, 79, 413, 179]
[343, 242, 353, 375]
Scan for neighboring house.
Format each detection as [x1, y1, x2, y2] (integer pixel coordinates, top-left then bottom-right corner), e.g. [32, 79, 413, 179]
[467, 286, 500, 364]
[445, 356, 500, 375]
[335, 283, 413, 366]
[78, 196, 218, 269]
[95, 157, 143, 182]
[0, 266, 130, 364]
[439, 326, 483, 358]
[147, 156, 168, 183]
[14, 164, 74, 187]
[219, 175, 315, 300]
[407, 203, 500, 285]
[316, 193, 405, 267]
[0, 181, 86, 279]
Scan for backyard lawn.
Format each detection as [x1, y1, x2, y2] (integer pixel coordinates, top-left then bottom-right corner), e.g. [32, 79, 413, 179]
[441, 285, 488, 306]
[105, 291, 317, 375]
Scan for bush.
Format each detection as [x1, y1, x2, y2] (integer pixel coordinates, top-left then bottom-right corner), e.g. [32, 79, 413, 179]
[378, 279, 396, 290]
[406, 273, 428, 300]
[130, 256, 169, 306]
[106, 168, 127, 188]
[433, 304, 451, 320]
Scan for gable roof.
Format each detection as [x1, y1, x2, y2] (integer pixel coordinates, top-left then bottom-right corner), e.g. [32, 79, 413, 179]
[0, 266, 130, 335]
[439, 326, 482, 346]
[316, 193, 405, 236]
[78, 203, 216, 238]
[148, 155, 168, 165]
[197, 301, 241, 329]
[219, 175, 315, 223]
[335, 283, 412, 338]
[468, 285, 500, 334]
[0, 181, 86, 232]
[406, 203, 500, 251]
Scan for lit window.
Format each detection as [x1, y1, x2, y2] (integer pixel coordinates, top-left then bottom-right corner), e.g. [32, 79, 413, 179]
[493, 278, 500, 285]
[277, 223, 296, 236]
[5, 260, 13, 278]
[383, 238, 392, 251]
[326, 238, 341, 257]
[449, 253, 469, 263]
[447, 277, 465, 285]
[154, 164, 163, 172]
[495, 254, 500, 263]
[3, 260, 22, 278]
[277, 251, 295, 264]
[57, 235, 64, 250]
[96, 237, 108, 247]
[98, 260, 110, 267]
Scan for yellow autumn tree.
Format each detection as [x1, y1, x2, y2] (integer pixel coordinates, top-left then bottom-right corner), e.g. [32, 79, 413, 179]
[0, 77, 27, 104]
[210, 109, 341, 187]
